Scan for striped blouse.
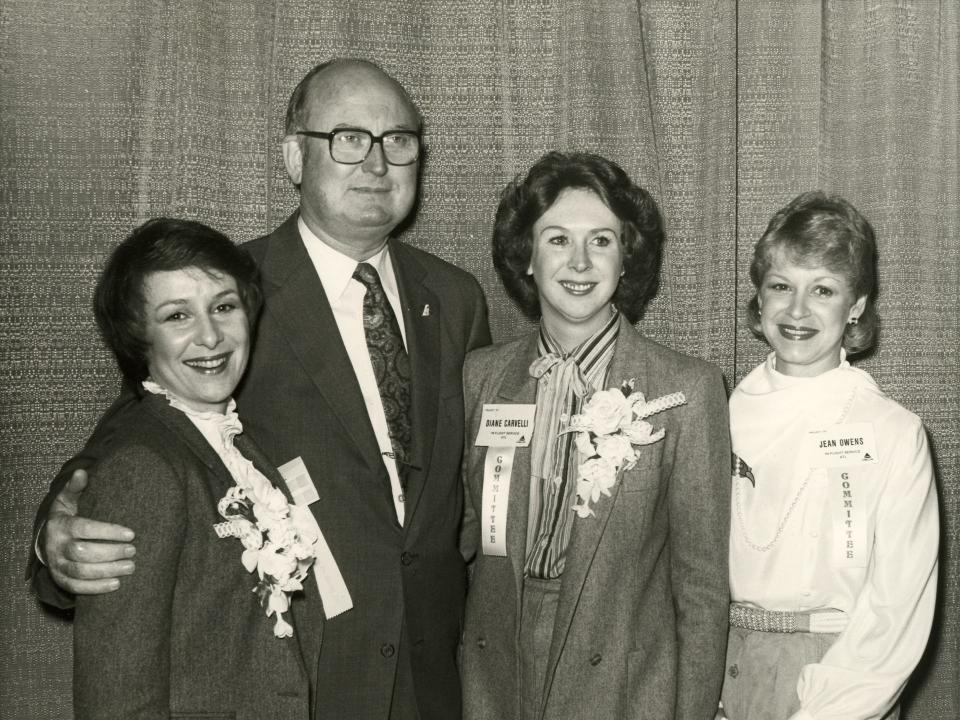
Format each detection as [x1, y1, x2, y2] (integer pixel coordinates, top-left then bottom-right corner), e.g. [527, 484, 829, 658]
[524, 312, 619, 579]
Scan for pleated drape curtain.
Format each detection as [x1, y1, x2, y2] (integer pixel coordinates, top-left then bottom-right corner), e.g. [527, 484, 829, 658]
[1, 1, 956, 717]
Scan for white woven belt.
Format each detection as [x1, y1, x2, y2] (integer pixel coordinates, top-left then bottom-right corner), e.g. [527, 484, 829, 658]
[729, 603, 848, 634]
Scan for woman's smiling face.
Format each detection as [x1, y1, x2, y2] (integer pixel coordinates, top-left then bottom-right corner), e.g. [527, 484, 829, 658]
[528, 188, 624, 349]
[759, 250, 866, 377]
[142, 267, 249, 413]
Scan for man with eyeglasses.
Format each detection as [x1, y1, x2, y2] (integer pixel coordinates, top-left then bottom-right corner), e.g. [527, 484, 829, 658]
[30, 58, 491, 720]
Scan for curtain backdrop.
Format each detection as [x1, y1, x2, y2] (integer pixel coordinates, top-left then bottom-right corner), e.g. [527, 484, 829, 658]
[1, 1, 956, 717]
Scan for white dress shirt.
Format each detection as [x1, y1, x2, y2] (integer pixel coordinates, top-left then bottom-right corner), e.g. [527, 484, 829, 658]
[298, 217, 408, 524]
[729, 354, 938, 720]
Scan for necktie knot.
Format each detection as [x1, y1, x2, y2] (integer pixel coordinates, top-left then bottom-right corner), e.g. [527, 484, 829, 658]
[353, 262, 382, 292]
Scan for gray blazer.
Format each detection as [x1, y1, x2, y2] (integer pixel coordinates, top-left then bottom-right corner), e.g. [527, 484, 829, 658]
[73, 393, 313, 720]
[460, 317, 731, 720]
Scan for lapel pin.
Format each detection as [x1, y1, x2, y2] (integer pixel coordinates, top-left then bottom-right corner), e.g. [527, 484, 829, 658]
[422, 304, 430, 317]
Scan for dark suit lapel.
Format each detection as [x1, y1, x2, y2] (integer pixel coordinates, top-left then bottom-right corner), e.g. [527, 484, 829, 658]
[256, 216, 382, 475]
[495, 333, 540, 603]
[389, 241, 440, 526]
[542, 318, 648, 699]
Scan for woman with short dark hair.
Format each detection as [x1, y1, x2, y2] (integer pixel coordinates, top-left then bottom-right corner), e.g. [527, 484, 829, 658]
[461, 151, 731, 719]
[492, 151, 663, 323]
[73, 218, 317, 720]
[93, 218, 263, 383]
[721, 192, 938, 719]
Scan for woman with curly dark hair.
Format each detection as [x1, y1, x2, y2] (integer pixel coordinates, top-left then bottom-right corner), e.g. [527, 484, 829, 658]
[72, 219, 319, 719]
[460, 151, 731, 719]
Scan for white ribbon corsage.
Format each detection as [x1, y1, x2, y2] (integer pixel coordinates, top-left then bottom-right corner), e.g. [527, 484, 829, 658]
[216, 480, 318, 638]
[563, 379, 686, 518]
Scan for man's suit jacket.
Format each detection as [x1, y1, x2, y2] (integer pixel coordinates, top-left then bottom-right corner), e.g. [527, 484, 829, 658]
[238, 213, 490, 719]
[34, 213, 491, 720]
[459, 317, 730, 720]
[73, 393, 312, 720]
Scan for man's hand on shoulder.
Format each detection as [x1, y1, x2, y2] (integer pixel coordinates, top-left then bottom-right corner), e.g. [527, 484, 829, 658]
[42, 469, 137, 594]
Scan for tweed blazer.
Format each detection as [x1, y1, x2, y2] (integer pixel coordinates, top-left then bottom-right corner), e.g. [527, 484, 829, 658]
[460, 317, 731, 720]
[73, 393, 312, 720]
[39, 212, 491, 720]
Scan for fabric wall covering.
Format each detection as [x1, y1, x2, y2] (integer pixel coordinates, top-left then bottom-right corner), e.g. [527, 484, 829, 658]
[1, 0, 956, 716]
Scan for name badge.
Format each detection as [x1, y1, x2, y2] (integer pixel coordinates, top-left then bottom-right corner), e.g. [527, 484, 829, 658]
[277, 456, 320, 505]
[481, 447, 514, 557]
[828, 468, 868, 568]
[807, 422, 878, 467]
[474, 404, 536, 447]
[278, 456, 353, 618]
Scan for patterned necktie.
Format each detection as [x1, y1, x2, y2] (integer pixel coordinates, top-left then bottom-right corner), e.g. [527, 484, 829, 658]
[352, 262, 412, 481]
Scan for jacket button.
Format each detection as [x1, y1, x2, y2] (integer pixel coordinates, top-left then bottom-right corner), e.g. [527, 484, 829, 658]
[589, 654, 602, 666]
[380, 643, 395, 658]
[728, 664, 739, 678]
[401, 551, 414, 566]
[477, 637, 486, 649]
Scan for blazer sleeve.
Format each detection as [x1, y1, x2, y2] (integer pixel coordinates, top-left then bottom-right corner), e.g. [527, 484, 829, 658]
[73, 441, 187, 720]
[457, 281, 490, 572]
[28, 386, 140, 608]
[669, 365, 731, 720]
[459, 452, 481, 570]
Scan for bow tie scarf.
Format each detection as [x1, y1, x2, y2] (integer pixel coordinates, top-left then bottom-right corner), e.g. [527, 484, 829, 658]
[522, 352, 595, 575]
[528, 353, 591, 492]
[352, 262, 413, 487]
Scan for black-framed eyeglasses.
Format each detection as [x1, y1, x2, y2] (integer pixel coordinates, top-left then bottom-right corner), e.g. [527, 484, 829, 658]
[296, 128, 421, 166]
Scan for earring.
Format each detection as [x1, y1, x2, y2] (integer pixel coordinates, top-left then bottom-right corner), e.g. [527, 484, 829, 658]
[848, 316, 859, 326]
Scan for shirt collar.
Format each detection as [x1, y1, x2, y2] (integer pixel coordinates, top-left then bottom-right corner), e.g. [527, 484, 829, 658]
[537, 309, 620, 368]
[141, 379, 242, 450]
[297, 216, 394, 306]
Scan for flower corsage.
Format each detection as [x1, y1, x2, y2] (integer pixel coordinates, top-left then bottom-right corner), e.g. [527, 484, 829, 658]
[563, 380, 686, 518]
[216, 481, 318, 638]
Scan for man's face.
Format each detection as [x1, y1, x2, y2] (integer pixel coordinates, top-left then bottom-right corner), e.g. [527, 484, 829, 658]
[285, 65, 420, 258]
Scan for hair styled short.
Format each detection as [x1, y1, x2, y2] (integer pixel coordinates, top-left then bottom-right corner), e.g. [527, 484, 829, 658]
[94, 218, 261, 383]
[492, 151, 664, 323]
[284, 57, 423, 135]
[747, 191, 879, 354]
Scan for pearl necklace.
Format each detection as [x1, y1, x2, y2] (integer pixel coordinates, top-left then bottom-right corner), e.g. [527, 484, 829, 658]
[734, 387, 856, 552]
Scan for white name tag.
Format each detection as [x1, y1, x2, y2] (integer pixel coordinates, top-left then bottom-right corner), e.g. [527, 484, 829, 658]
[278, 457, 352, 618]
[474, 404, 536, 447]
[828, 468, 868, 568]
[481, 447, 514, 557]
[288, 504, 353, 618]
[277, 456, 320, 506]
[807, 422, 878, 467]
